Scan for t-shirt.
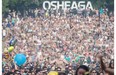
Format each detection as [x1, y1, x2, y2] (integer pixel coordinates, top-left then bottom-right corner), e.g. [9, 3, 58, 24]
[3, 29, 6, 37]
[12, 18, 15, 23]
[7, 23, 10, 28]
[37, 40, 42, 46]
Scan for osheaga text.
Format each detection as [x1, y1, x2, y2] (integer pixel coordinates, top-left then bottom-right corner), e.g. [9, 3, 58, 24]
[43, 1, 93, 10]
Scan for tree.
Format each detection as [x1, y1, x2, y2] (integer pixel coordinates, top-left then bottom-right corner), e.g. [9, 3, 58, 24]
[2, 0, 114, 16]
[2, 0, 9, 14]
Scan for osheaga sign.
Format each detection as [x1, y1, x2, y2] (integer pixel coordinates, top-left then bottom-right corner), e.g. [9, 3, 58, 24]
[43, 1, 93, 10]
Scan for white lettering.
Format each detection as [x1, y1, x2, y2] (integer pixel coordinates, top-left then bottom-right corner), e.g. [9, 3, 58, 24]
[71, 1, 78, 9]
[86, 1, 93, 10]
[57, 1, 64, 9]
[78, 1, 85, 10]
[43, 1, 51, 10]
[42, 1, 93, 10]
[51, 1, 57, 10]
[64, 1, 70, 9]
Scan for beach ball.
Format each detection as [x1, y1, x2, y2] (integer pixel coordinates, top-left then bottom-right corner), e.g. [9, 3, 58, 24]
[14, 53, 26, 66]
[8, 46, 14, 52]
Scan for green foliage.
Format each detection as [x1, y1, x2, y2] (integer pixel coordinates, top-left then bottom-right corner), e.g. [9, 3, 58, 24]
[2, 0, 114, 15]
[2, 0, 9, 13]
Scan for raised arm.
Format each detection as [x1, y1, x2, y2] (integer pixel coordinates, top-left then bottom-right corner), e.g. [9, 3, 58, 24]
[98, 54, 114, 75]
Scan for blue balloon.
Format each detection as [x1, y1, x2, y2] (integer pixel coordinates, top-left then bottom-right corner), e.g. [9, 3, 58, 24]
[14, 54, 26, 66]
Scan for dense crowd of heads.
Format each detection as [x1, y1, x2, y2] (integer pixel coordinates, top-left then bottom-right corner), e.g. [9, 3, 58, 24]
[2, 8, 114, 75]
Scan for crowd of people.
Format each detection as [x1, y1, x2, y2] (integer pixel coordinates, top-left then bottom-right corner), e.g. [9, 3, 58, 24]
[2, 8, 114, 75]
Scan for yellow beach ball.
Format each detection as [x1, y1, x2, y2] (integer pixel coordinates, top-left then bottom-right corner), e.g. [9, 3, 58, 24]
[8, 46, 14, 52]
